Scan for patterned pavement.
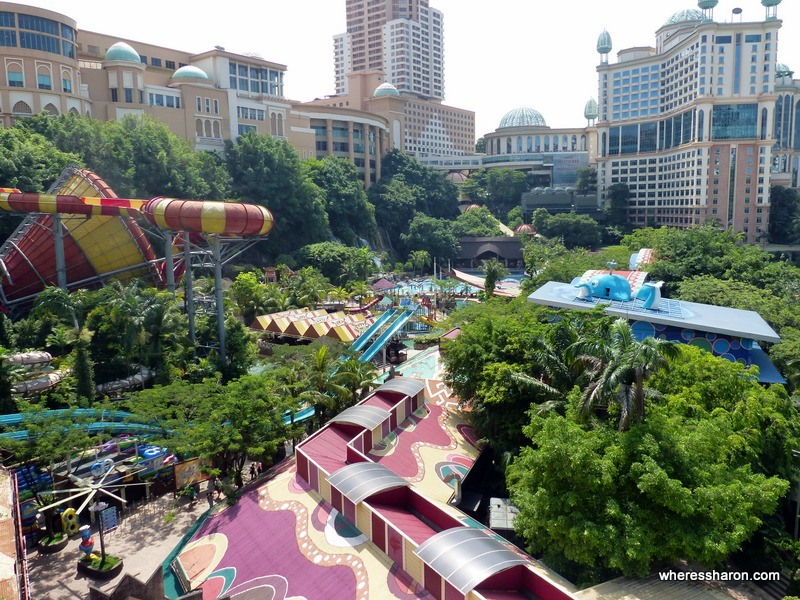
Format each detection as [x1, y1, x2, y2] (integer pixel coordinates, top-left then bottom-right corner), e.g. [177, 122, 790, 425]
[169, 348, 482, 599]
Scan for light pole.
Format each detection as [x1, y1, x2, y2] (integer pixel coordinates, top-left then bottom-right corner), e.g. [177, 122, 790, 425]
[89, 501, 109, 566]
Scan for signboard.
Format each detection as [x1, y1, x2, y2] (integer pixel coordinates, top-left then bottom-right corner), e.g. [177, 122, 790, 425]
[100, 506, 118, 533]
[173, 458, 208, 491]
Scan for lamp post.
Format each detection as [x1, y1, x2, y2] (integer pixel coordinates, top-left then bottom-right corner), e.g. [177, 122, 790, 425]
[89, 501, 109, 566]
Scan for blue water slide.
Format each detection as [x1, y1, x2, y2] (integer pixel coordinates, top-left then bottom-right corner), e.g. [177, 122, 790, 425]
[0, 408, 134, 429]
[350, 308, 398, 352]
[359, 305, 417, 363]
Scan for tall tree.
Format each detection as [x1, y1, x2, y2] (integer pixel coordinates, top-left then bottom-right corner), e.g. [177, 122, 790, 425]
[303, 156, 377, 246]
[225, 132, 329, 259]
[400, 213, 460, 262]
[571, 318, 678, 431]
[481, 257, 507, 297]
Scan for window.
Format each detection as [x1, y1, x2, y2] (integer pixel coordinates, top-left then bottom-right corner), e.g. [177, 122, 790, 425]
[7, 68, 23, 87]
[37, 73, 52, 90]
[0, 29, 16, 47]
[213, 99, 219, 114]
[62, 77, 71, 93]
[111, 88, 118, 102]
[151, 57, 162, 67]
[205, 98, 211, 113]
[124, 88, 132, 102]
[165, 60, 175, 70]
[196, 96, 202, 111]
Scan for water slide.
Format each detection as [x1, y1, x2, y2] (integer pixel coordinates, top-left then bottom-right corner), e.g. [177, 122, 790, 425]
[346, 294, 383, 314]
[350, 308, 398, 352]
[0, 166, 273, 314]
[0, 404, 317, 441]
[359, 305, 417, 363]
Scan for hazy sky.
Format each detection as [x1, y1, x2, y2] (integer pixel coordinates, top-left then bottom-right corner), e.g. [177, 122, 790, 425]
[19, 0, 800, 139]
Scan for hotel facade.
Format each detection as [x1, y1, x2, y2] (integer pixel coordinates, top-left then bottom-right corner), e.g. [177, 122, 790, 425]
[593, 0, 800, 242]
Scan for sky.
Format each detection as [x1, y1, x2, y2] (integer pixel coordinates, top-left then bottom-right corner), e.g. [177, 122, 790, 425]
[18, 0, 800, 140]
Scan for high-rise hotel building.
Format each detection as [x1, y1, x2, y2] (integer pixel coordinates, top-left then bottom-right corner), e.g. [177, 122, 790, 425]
[594, 0, 795, 243]
[334, 0, 444, 100]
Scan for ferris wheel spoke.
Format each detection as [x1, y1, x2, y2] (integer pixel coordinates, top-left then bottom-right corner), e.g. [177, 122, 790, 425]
[97, 488, 127, 504]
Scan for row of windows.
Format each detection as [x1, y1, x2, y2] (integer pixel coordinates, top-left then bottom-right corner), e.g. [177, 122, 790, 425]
[196, 96, 220, 114]
[149, 93, 181, 109]
[4, 62, 75, 93]
[0, 28, 76, 58]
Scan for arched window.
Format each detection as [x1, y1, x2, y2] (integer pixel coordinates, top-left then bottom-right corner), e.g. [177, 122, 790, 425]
[571, 135, 577, 151]
[60, 68, 73, 94]
[270, 113, 277, 135]
[562, 135, 568, 151]
[43, 103, 58, 115]
[277, 114, 284, 136]
[195, 119, 203, 136]
[12, 101, 32, 114]
[580, 135, 587, 151]
[697, 110, 705, 142]
[553, 135, 559, 151]
[535, 136, 541, 152]
[544, 137, 550, 151]
[213, 120, 221, 138]
[516, 136, 522, 152]
[6, 62, 23, 88]
[526, 136, 533, 152]
[782, 95, 792, 148]
[204, 120, 212, 137]
[601, 131, 607, 157]
[68, 107, 79, 116]
[36, 64, 53, 90]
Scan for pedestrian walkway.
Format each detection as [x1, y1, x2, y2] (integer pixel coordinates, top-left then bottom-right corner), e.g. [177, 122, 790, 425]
[27, 490, 209, 600]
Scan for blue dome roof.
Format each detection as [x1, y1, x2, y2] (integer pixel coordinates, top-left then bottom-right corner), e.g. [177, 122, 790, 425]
[374, 82, 400, 97]
[776, 63, 793, 77]
[172, 65, 209, 79]
[597, 30, 612, 54]
[499, 107, 546, 129]
[762, 0, 781, 7]
[584, 98, 599, 120]
[664, 9, 703, 26]
[697, 0, 718, 9]
[105, 42, 141, 63]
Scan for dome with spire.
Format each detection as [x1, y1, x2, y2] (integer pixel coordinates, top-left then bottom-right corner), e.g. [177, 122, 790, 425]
[172, 65, 209, 79]
[597, 30, 612, 54]
[105, 42, 141, 63]
[584, 98, 599, 120]
[664, 9, 703, 26]
[498, 107, 546, 129]
[374, 82, 400, 97]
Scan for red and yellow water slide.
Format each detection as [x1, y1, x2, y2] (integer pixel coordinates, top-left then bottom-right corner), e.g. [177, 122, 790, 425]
[0, 167, 273, 314]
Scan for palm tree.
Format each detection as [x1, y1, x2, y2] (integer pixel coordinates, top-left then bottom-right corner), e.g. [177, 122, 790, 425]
[303, 345, 349, 427]
[409, 250, 431, 277]
[572, 318, 678, 431]
[481, 257, 507, 297]
[335, 357, 378, 408]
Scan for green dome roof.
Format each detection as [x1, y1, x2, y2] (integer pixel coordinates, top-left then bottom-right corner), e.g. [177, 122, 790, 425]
[664, 9, 703, 26]
[172, 65, 209, 79]
[697, 0, 718, 9]
[499, 107, 546, 129]
[374, 82, 400, 97]
[105, 42, 141, 63]
[776, 63, 793, 77]
[761, 0, 781, 7]
[584, 98, 599, 120]
[597, 30, 612, 54]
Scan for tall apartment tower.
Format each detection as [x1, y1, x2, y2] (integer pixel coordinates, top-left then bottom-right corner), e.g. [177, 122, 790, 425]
[594, 1, 790, 244]
[334, 0, 444, 100]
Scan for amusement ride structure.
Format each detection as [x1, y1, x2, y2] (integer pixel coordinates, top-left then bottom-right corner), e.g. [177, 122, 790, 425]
[0, 166, 274, 363]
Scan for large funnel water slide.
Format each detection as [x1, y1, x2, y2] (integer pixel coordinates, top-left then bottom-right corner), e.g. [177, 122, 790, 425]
[0, 166, 273, 316]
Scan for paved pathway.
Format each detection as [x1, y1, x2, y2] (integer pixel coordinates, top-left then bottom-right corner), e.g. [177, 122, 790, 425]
[27, 491, 209, 600]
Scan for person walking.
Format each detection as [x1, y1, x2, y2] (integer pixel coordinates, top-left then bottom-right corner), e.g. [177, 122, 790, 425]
[249, 463, 257, 481]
